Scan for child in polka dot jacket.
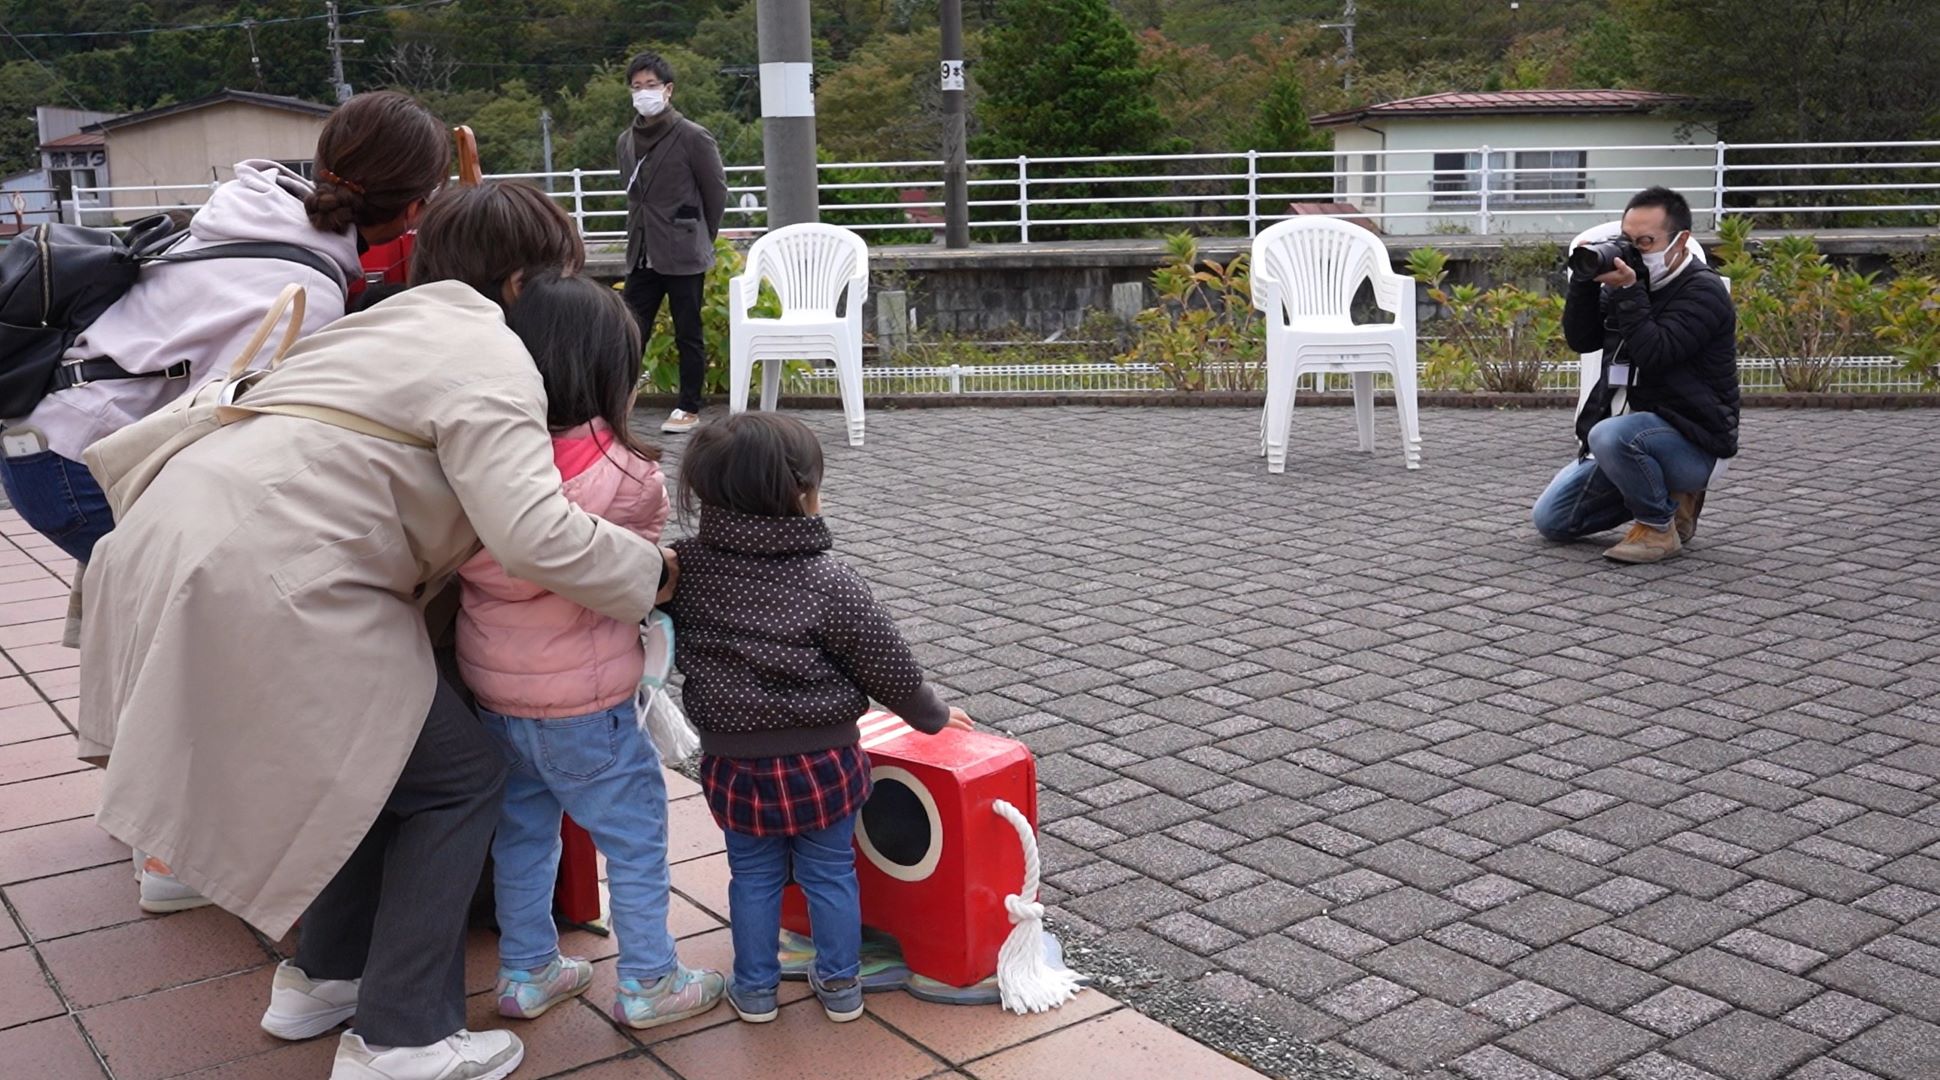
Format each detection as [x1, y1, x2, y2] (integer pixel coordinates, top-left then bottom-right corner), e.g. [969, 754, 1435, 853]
[666, 411, 975, 1025]
[455, 273, 726, 1032]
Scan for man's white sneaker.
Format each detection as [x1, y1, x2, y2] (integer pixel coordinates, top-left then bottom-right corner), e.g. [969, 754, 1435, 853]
[261, 960, 360, 1040]
[136, 855, 212, 914]
[660, 409, 699, 434]
[331, 1029, 523, 1080]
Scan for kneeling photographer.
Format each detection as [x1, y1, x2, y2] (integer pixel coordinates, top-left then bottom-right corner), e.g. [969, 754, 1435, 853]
[1532, 186, 1739, 563]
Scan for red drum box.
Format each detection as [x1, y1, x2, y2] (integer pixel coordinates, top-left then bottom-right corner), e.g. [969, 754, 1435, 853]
[783, 709, 1038, 988]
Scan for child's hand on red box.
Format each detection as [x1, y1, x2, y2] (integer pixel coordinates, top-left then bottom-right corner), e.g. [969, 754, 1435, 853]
[945, 706, 975, 731]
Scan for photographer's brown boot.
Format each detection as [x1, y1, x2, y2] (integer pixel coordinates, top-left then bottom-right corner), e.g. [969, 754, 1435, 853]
[1603, 521, 1682, 564]
[1673, 491, 1706, 544]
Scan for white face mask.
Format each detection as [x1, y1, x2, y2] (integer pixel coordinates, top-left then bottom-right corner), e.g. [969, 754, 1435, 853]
[1641, 232, 1687, 283]
[632, 87, 667, 118]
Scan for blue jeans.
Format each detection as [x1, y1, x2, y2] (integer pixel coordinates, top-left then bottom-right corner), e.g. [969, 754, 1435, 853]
[0, 449, 114, 563]
[1533, 411, 1716, 541]
[481, 702, 679, 983]
[723, 815, 861, 991]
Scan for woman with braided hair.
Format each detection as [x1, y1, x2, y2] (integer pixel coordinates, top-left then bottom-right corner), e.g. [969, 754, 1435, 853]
[0, 90, 451, 912]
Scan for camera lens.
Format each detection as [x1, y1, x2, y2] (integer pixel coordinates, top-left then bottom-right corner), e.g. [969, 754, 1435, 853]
[1569, 245, 1607, 279]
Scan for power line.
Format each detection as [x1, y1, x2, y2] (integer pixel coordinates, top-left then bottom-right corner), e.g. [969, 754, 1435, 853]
[4, 0, 456, 39]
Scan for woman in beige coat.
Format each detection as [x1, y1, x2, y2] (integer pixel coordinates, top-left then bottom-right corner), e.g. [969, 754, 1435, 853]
[78, 183, 645, 1080]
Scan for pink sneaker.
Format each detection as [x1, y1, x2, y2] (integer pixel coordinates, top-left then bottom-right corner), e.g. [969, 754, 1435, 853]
[495, 955, 592, 1019]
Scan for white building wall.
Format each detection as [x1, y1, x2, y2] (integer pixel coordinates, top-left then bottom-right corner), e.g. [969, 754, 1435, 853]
[1327, 115, 1718, 236]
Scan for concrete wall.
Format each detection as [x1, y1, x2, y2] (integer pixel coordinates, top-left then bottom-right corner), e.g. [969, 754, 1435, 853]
[105, 103, 327, 211]
[1328, 115, 1719, 236]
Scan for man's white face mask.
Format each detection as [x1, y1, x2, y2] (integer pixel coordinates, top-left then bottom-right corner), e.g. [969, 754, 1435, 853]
[1642, 231, 1689, 282]
[632, 87, 668, 118]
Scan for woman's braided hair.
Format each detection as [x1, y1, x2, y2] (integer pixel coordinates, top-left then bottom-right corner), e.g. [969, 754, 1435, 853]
[304, 91, 450, 234]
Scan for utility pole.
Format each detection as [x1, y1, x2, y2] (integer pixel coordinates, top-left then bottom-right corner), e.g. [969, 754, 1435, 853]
[325, 0, 359, 103]
[539, 109, 554, 192]
[940, 0, 969, 248]
[754, 0, 819, 227]
[1322, 0, 1357, 92]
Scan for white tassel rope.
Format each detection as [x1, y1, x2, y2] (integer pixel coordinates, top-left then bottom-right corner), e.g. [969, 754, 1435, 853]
[992, 798, 1084, 1014]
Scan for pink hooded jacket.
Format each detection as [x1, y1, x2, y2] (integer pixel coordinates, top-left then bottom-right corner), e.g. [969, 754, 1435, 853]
[457, 420, 669, 718]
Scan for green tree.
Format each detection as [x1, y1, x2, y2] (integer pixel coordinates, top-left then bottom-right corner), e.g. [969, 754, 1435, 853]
[816, 28, 963, 162]
[1631, 0, 1940, 145]
[0, 62, 46, 177]
[465, 80, 546, 174]
[973, 0, 1169, 157]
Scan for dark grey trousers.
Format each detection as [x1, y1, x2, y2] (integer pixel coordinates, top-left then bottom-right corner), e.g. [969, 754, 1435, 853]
[294, 672, 508, 1047]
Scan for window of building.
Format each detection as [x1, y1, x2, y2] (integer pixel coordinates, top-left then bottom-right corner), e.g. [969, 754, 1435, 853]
[1431, 151, 1506, 204]
[52, 168, 97, 202]
[1511, 150, 1589, 203]
[277, 160, 317, 181]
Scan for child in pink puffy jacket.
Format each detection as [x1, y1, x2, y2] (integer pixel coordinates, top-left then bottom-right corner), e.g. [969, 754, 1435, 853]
[457, 271, 724, 1031]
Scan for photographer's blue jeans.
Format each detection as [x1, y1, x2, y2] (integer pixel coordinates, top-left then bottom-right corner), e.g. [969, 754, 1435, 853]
[0, 449, 114, 563]
[723, 815, 861, 992]
[1533, 411, 1716, 541]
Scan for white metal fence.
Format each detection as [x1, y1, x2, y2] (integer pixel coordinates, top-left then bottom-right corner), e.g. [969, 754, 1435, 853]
[69, 139, 1940, 243]
[769, 355, 1923, 396]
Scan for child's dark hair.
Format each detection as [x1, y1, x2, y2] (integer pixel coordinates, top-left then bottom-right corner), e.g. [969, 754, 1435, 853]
[677, 412, 824, 519]
[410, 180, 584, 305]
[505, 270, 657, 462]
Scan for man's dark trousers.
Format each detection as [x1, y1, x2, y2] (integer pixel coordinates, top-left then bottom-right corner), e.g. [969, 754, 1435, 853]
[624, 265, 708, 414]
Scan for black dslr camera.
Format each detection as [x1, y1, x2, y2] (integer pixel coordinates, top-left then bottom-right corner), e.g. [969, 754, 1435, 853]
[1569, 237, 1640, 281]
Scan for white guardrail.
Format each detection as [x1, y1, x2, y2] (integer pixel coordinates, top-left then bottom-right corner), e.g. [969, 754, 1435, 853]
[773, 356, 1921, 396]
[68, 140, 1940, 243]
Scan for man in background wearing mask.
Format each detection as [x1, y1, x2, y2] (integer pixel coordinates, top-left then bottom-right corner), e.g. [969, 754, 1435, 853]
[1532, 186, 1739, 563]
[617, 51, 729, 434]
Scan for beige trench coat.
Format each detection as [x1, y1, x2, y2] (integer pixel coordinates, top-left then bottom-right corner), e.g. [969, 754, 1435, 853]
[78, 281, 663, 938]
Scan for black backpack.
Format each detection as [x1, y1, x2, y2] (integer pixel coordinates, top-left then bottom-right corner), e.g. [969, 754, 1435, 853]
[0, 214, 344, 420]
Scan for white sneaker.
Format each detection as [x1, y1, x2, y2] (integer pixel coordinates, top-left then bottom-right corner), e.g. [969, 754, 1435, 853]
[136, 854, 212, 914]
[261, 960, 360, 1040]
[331, 1029, 523, 1080]
[660, 409, 699, 434]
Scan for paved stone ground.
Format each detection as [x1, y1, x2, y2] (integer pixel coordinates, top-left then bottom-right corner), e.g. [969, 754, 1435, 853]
[0, 499, 1267, 1079]
[650, 404, 1940, 1080]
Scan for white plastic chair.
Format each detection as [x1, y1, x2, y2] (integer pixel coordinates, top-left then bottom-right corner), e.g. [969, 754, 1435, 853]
[728, 223, 870, 446]
[1252, 217, 1420, 472]
[1567, 221, 1729, 487]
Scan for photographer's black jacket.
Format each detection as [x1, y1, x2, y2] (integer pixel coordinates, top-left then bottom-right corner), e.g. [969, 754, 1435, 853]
[1563, 262, 1739, 459]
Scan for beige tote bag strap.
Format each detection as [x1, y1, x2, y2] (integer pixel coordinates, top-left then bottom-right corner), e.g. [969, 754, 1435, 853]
[224, 283, 307, 381]
[224, 403, 433, 449]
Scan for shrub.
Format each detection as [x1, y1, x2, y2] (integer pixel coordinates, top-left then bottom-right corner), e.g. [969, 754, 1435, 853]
[632, 235, 780, 394]
[1406, 247, 1569, 393]
[1717, 229, 1880, 393]
[1875, 274, 1940, 388]
[1116, 232, 1263, 391]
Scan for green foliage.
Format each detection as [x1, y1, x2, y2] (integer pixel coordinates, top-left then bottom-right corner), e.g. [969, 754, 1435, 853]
[818, 154, 935, 247]
[1407, 246, 1569, 392]
[1117, 232, 1264, 391]
[632, 235, 780, 395]
[1630, 0, 1940, 146]
[1875, 276, 1940, 388]
[973, 0, 1169, 158]
[816, 28, 957, 162]
[0, 62, 45, 178]
[465, 81, 547, 175]
[1720, 228, 1881, 393]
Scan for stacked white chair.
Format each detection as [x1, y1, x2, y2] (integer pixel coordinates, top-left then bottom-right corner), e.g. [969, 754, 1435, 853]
[727, 223, 870, 446]
[1252, 217, 1421, 472]
[1567, 221, 1730, 487]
